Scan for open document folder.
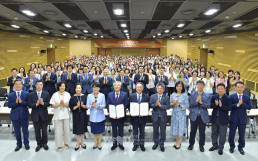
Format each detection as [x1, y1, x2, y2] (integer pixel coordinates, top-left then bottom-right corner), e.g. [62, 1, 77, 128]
[109, 104, 125, 118]
[130, 102, 149, 116]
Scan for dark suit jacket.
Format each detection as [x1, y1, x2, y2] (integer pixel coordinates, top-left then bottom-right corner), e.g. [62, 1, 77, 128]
[99, 76, 113, 96]
[62, 73, 78, 91]
[134, 73, 149, 93]
[79, 73, 93, 94]
[211, 94, 232, 125]
[8, 91, 29, 120]
[116, 76, 129, 94]
[28, 91, 50, 122]
[24, 77, 38, 92]
[154, 75, 168, 94]
[129, 93, 149, 124]
[107, 91, 129, 120]
[42, 72, 57, 96]
[7, 76, 22, 93]
[229, 93, 251, 124]
[150, 93, 170, 123]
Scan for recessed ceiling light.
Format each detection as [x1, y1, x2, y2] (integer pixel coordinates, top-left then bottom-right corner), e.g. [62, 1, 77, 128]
[75, 35, 78, 38]
[179, 35, 183, 38]
[121, 23, 127, 28]
[205, 29, 211, 33]
[177, 23, 185, 28]
[11, 24, 20, 29]
[172, 37, 175, 39]
[124, 30, 128, 33]
[153, 36, 156, 38]
[22, 10, 36, 16]
[62, 33, 66, 36]
[233, 23, 242, 28]
[189, 33, 194, 36]
[125, 33, 129, 36]
[84, 37, 87, 39]
[204, 9, 219, 16]
[94, 33, 98, 36]
[157, 33, 161, 36]
[100, 36, 104, 38]
[164, 30, 170, 33]
[83, 30, 88, 33]
[64, 23, 72, 28]
[113, 9, 124, 15]
[43, 30, 49, 33]
[140, 11, 144, 14]
[225, 15, 229, 19]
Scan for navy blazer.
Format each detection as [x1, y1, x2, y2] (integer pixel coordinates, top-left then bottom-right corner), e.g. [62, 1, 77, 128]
[154, 75, 168, 94]
[28, 91, 50, 122]
[116, 76, 129, 94]
[99, 76, 113, 96]
[7, 76, 22, 93]
[79, 73, 93, 94]
[150, 93, 170, 123]
[62, 73, 77, 90]
[42, 72, 57, 96]
[211, 94, 232, 125]
[229, 93, 251, 124]
[134, 73, 149, 93]
[107, 91, 129, 120]
[24, 77, 38, 92]
[8, 91, 29, 120]
[129, 93, 150, 124]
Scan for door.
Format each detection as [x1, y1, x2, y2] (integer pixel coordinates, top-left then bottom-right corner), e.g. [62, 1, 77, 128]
[98, 48, 105, 56]
[105, 48, 112, 56]
[47, 48, 55, 65]
[146, 48, 160, 56]
[200, 48, 208, 69]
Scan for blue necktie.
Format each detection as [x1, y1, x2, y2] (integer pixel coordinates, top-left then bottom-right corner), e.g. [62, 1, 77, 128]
[138, 95, 141, 103]
[17, 92, 20, 97]
[239, 95, 242, 100]
[159, 95, 161, 102]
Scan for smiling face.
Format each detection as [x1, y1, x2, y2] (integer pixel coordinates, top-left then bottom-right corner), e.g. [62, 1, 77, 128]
[14, 80, 23, 91]
[59, 83, 66, 92]
[75, 85, 82, 94]
[156, 85, 164, 95]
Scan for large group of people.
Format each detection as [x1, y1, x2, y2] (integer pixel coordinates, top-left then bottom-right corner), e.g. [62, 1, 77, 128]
[6, 54, 251, 155]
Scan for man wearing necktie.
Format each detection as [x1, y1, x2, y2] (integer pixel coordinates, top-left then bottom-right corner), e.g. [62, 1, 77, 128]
[7, 68, 21, 93]
[155, 67, 168, 94]
[116, 70, 129, 96]
[107, 81, 129, 151]
[129, 82, 149, 151]
[42, 65, 57, 97]
[229, 81, 251, 155]
[79, 66, 93, 95]
[100, 69, 112, 100]
[28, 80, 50, 152]
[62, 65, 77, 96]
[134, 66, 149, 94]
[24, 70, 38, 93]
[150, 82, 170, 152]
[8, 79, 30, 152]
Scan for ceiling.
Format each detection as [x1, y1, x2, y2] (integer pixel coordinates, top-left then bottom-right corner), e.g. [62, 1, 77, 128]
[0, 0, 258, 39]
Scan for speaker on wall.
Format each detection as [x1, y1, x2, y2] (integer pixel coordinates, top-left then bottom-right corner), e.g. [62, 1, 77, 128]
[40, 49, 47, 53]
[208, 50, 214, 54]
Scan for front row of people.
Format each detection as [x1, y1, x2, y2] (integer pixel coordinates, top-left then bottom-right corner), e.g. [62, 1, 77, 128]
[8, 79, 251, 155]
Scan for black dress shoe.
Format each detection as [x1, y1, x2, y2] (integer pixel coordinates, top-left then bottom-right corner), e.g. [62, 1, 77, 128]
[81, 144, 86, 149]
[199, 146, 204, 152]
[25, 145, 30, 150]
[140, 145, 145, 151]
[119, 144, 125, 150]
[132, 145, 138, 151]
[160, 146, 165, 152]
[238, 149, 245, 155]
[174, 144, 181, 150]
[74, 146, 80, 151]
[35, 145, 42, 152]
[229, 148, 234, 153]
[152, 144, 158, 150]
[111, 145, 117, 151]
[218, 150, 223, 155]
[209, 146, 218, 151]
[42, 145, 49, 150]
[14, 146, 22, 152]
[188, 145, 193, 150]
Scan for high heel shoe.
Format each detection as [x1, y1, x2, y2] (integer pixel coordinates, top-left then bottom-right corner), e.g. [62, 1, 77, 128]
[93, 146, 98, 150]
[81, 144, 86, 149]
[74, 146, 80, 151]
[98, 146, 102, 150]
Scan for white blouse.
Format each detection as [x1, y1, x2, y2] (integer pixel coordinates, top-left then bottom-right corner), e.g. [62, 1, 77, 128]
[50, 91, 71, 121]
[203, 78, 214, 94]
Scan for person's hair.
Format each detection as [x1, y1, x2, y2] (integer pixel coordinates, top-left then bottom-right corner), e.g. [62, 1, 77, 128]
[175, 81, 185, 93]
[28, 69, 34, 74]
[228, 69, 234, 73]
[192, 70, 198, 76]
[218, 71, 225, 78]
[83, 65, 89, 69]
[35, 80, 43, 85]
[235, 81, 244, 87]
[11, 68, 17, 72]
[38, 63, 43, 68]
[14, 79, 22, 84]
[156, 82, 165, 89]
[160, 67, 165, 70]
[74, 83, 83, 92]
[57, 81, 67, 91]
[233, 71, 241, 80]
[206, 71, 211, 77]
[19, 67, 26, 77]
[92, 82, 101, 88]
[46, 65, 51, 69]
[113, 81, 122, 87]
[136, 82, 144, 88]
[67, 64, 73, 69]
[217, 83, 225, 89]
[197, 80, 205, 85]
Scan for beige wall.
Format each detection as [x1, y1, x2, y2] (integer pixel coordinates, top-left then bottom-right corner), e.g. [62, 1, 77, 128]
[69, 39, 91, 57]
[167, 39, 188, 59]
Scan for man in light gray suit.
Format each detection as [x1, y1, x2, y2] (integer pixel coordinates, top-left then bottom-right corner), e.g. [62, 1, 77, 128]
[150, 82, 170, 152]
[188, 80, 211, 152]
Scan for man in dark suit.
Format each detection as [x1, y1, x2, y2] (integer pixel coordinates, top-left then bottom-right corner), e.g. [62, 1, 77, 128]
[228, 81, 251, 155]
[150, 82, 170, 152]
[24, 70, 38, 93]
[42, 65, 57, 97]
[209, 83, 232, 155]
[7, 68, 21, 93]
[155, 67, 168, 94]
[8, 79, 30, 151]
[100, 69, 113, 100]
[116, 70, 129, 95]
[79, 66, 93, 95]
[28, 80, 50, 152]
[134, 66, 149, 94]
[107, 81, 129, 151]
[62, 64, 77, 96]
[129, 82, 149, 151]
